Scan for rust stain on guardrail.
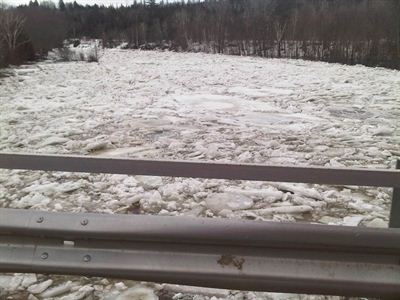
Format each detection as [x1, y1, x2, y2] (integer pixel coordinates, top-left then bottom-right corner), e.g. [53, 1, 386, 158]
[217, 254, 245, 270]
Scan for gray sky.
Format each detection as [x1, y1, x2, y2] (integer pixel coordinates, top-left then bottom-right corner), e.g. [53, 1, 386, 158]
[5, 0, 168, 7]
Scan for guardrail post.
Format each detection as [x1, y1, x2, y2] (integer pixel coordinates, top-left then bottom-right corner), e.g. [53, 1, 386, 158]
[389, 159, 400, 228]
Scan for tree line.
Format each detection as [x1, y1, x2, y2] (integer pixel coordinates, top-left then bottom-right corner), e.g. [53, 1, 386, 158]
[1, 0, 399, 69]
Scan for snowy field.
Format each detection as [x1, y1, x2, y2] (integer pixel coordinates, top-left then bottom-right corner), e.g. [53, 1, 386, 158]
[0, 49, 399, 299]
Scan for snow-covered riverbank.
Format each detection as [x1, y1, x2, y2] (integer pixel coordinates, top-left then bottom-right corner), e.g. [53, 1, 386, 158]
[0, 49, 399, 299]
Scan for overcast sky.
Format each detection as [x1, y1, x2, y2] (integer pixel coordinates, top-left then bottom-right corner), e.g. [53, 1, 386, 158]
[5, 0, 168, 7]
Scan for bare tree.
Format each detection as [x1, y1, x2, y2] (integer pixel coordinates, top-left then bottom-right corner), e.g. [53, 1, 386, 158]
[274, 20, 286, 58]
[1, 0, 398, 69]
[0, 11, 30, 59]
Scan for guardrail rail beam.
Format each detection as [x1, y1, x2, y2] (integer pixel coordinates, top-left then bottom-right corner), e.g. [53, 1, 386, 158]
[1, 209, 400, 299]
[1, 152, 400, 298]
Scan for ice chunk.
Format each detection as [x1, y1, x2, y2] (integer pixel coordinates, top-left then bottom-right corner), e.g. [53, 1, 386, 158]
[223, 187, 283, 202]
[162, 284, 230, 297]
[39, 137, 69, 147]
[8, 275, 24, 290]
[40, 281, 73, 298]
[160, 184, 181, 200]
[21, 274, 37, 288]
[275, 183, 323, 201]
[172, 293, 183, 299]
[366, 218, 387, 228]
[58, 285, 94, 300]
[348, 200, 381, 212]
[122, 177, 138, 187]
[136, 176, 163, 189]
[342, 215, 364, 227]
[251, 205, 313, 216]
[0, 275, 13, 290]
[319, 216, 341, 225]
[115, 282, 128, 290]
[85, 141, 109, 152]
[372, 126, 394, 136]
[28, 279, 53, 294]
[13, 193, 50, 208]
[205, 193, 253, 213]
[22, 182, 59, 196]
[116, 285, 158, 300]
[139, 191, 164, 212]
[183, 206, 204, 217]
[58, 182, 83, 193]
[291, 196, 326, 208]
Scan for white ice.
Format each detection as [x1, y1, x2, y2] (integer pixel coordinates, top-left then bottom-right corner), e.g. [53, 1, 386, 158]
[0, 49, 399, 299]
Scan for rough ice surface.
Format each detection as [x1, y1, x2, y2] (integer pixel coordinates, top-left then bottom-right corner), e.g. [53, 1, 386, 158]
[27, 279, 53, 294]
[205, 193, 254, 213]
[39, 281, 74, 298]
[114, 285, 158, 300]
[0, 49, 399, 299]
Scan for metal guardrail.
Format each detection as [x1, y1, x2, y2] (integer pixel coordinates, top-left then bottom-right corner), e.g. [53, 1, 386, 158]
[0, 152, 399, 298]
[389, 159, 400, 228]
[1, 209, 400, 298]
[0, 152, 399, 187]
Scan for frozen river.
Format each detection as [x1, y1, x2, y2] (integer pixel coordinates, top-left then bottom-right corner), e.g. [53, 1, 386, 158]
[0, 49, 399, 299]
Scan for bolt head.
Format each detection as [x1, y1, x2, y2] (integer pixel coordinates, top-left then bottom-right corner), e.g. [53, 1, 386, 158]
[36, 217, 44, 223]
[81, 219, 88, 226]
[83, 255, 91, 262]
[41, 252, 48, 260]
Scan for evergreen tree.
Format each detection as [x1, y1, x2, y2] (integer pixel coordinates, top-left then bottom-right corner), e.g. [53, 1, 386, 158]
[59, 0, 66, 11]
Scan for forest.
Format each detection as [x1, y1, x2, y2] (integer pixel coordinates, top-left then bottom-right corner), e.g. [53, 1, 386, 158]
[0, 0, 399, 69]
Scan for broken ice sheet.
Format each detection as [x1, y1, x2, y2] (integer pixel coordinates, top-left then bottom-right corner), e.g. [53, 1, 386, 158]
[0, 49, 398, 300]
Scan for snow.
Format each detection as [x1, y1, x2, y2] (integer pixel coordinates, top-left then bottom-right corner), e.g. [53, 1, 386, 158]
[0, 49, 399, 299]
